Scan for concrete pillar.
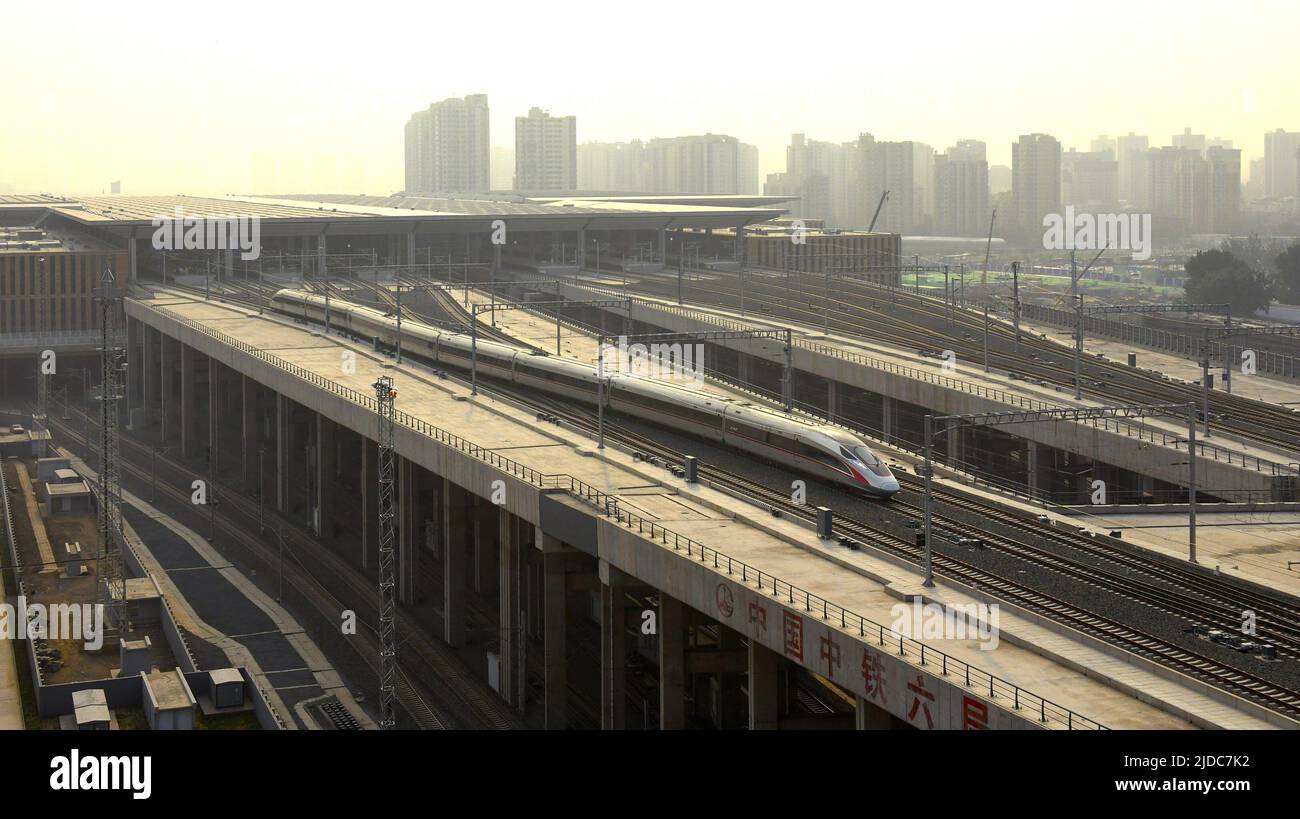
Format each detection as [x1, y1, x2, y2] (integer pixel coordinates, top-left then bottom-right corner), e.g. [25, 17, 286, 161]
[180, 345, 194, 457]
[312, 413, 325, 536]
[947, 423, 960, 468]
[241, 376, 256, 493]
[275, 393, 287, 513]
[208, 360, 219, 476]
[541, 534, 567, 729]
[748, 639, 779, 730]
[160, 335, 172, 444]
[1027, 441, 1039, 498]
[737, 356, 750, 387]
[498, 508, 524, 710]
[856, 695, 892, 729]
[406, 232, 416, 267]
[360, 438, 377, 570]
[142, 324, 156, 425]
[473, 497, 498, 595]
[827, 380, 838, 420]
[125, 318, 140, 417]
[126, 234, 138, 282]
[659, 592, 686, 730]
[316, 234, 327, 277]
[658, 228, 666, 262]
[882, 395, 895, 442]
[398, 457, 414, 603]
[576, 228, 586, 270]
[600, 559, 626, 730]
[442, 480, 467, 648]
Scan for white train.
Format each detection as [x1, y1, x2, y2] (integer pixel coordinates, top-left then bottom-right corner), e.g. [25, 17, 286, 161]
[270, 289, 900, 497]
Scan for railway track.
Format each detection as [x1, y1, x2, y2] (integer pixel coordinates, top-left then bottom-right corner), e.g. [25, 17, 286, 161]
[614, 269, 1300, 457]
[47, 408, 522, 730]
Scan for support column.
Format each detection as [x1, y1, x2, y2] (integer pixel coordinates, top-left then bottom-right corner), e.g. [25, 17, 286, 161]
[360, 438, 377, 570]
[541, 534, 567, 730]
[856, 695, 892, 729]
[659, 592, 685, 730]
[406, 232, 416, 267]
[600, 559, 626, 730]
[241, 376, 256, 493]
[1026, 441, 1040, 498]
[748, 639, 779, 730]
[827, 380, 838, 420]
[275, 393, 287, 513]
[442, 480, 467, 648]
[398, 457, 415, 603]
[312, 413, 325, 536]
[316, 234, 327, 277]
[208, 360, 219, 477]
[472, 497, 499, 594]
[142, 324, 156, 426]
[180, 345, 194, 457]
[498, 508, 524, 710]
[882, 395, 895, 442]
[946, 423, 960, 468]
[160, 335, 172, 444]
[576, 228, 586, 270]
[657, 228, 666, 262]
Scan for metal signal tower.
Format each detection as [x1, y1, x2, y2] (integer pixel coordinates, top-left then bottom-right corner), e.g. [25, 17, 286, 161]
[91, 268, 129, 641]
[373, 376, 398, 729]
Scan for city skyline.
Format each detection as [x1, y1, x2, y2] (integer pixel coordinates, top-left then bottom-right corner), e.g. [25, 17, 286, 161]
[3, 0, 1298, 196]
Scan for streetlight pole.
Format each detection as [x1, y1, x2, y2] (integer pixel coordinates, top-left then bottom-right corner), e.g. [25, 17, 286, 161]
[921, 414, 936, 588]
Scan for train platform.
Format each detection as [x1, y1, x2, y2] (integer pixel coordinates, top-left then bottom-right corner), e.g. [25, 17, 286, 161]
[54, 447, 372, 730]
[133, 288, 1293, 729]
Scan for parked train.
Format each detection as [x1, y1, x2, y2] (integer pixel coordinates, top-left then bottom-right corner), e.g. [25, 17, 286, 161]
[270, 289, 901, 497]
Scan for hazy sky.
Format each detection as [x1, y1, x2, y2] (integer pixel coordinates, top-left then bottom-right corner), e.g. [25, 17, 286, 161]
[3, 0, 1297, 195]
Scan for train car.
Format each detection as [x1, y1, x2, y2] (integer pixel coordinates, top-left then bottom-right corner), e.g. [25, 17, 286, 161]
[270, 289, 900, 497]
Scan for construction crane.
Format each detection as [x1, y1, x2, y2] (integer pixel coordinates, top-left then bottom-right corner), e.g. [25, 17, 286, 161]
[867, 191, 890, 233]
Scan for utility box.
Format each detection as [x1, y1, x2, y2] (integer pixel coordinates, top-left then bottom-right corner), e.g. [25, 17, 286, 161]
[119, 636, 152, 678]
[1127, 352, 1137, 367]
[72, 689, 111, 731]
[209, 668, 245, 708]
[683, 456, 698, 484]
[141, 669, 197, 730]
[64, 542, 83, 577]
[815, 507, 833, 539]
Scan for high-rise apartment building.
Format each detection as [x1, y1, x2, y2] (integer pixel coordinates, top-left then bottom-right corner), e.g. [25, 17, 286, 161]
[1012, 133, 1062, 237]
[1062, 149, 1118, 209]
[490, 147, 514, 191]
[1090, 135, 1117, 159]
[578, 141, 648, 190]
[1172, 127, 1207, 154]
[1147, 145, 1239, 232]
[1264, 128, 1300, 199]
[515, 108, 577, 192]
[857, 136, 922, 235]
[403, 94, 490, 194]
[1116, 132, 1149, 207]
[644, 134, 749, 194]
[934, 140, 989, 237]
[772, 134, 858, 226]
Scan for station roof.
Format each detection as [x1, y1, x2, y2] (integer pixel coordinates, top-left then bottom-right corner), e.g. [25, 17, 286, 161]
[24, 192, 789, 239]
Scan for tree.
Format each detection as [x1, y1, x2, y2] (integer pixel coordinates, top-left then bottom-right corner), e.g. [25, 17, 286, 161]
[1183, 249, 1272, 316]
[1219, 235, 1285, 278]
[1275, 243, 1300, 305]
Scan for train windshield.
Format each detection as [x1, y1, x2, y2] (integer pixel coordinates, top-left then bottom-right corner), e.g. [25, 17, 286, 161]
[846, 445, 893, 477]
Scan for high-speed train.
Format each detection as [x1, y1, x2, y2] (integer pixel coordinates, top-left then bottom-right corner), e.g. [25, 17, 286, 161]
[271, 289, 900, 497]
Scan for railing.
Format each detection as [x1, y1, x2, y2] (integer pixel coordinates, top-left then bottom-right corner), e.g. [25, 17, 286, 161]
[130, 296, 1106, 730]
[553, 280, 1296, 476]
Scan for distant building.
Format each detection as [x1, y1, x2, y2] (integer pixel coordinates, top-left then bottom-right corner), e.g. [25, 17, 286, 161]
[1172, 127, 1207, 154]
[578, 141, 647, 191]
[988, 164, 1012, 196]
[771, 133, 858, 227]
[490, 147, 514, 191]
[934, 140, 989, 237]
[404, 94, 490, 194]
[857, 135, 929, 235]
[1062, 149, 1118, 209]
[1090, 135, 1117, 159]
[1244, 156, 1266, 201]
[644, 134, 747, 195]
[1146, 145, 1239, 232]
[1012, 133, 1062, 237]
[1264, 128, 1300, 199]
[515, 108, 577, 192]
[1116, 132, 1149, 207]
[110, 181, 121, 194]
[739, 143, 759, 196]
